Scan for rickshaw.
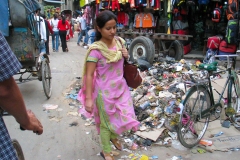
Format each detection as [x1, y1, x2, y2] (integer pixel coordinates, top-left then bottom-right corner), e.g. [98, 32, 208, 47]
[3, 0, 52, 99]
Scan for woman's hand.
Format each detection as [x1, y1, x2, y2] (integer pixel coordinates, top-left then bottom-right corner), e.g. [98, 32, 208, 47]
[119, 48, 129, 60]
[85, 98, 93, 113]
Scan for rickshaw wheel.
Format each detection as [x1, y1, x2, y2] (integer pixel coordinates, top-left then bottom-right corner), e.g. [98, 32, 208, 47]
[41, 58, 52, 99]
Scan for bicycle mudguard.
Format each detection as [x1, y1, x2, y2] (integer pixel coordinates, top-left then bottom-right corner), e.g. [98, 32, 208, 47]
[231, 70, 240, 97]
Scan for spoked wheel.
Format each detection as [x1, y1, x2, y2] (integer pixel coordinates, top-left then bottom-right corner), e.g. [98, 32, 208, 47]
[177, 86, 211, 148]
[12, 139, 25, 160]
[41, 58, 52, 99]
[228, 79, 240, 128]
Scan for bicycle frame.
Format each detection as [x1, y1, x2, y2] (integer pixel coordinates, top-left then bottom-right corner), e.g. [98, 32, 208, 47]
[197, 63, 240, 119]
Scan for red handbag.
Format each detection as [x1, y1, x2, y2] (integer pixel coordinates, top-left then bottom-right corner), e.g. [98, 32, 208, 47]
[123, 60, 142, 89]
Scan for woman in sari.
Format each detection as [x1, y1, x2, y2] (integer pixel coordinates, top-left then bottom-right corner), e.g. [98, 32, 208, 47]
[78, 10, 139, 160]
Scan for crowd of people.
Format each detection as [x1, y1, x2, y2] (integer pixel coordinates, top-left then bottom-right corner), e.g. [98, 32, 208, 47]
[33, 11, 75, 54]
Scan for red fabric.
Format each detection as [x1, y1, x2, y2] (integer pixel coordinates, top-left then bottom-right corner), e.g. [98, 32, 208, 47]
[57, 20, 69, 31]
[154, 0, 160, 10]
[173, 29, 189, 35]
[112, 0, 120, 11]
[219, 40, 237, 53]
[117, 12, 125, 24]
[66, 20, 73, 39]
[207, 36, 221, 49]
[46, 20, 53, 34]
[184, 43, 191, 55]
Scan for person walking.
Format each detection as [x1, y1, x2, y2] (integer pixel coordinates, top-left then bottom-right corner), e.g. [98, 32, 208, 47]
[0, 31, 43, 160]
[76, 10, 88, 47]
[78, 10, 139, 160]
[50, 13, 59, 52]
[42, 14, 53, 55]
[57, 15, 69, 52]
[35, 9, 46, 54]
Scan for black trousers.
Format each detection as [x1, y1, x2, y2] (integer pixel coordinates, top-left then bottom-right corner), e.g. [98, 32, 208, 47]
[45, 35, 49, 54]
[59, 30, 68, 52]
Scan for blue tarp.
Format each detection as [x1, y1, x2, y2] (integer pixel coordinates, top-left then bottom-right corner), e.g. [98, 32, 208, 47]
[0, 0, 9, 36]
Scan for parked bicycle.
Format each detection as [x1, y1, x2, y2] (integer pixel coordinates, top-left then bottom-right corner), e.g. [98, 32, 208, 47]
[0, 109, 25, 160]
[177, 54, 240, 148]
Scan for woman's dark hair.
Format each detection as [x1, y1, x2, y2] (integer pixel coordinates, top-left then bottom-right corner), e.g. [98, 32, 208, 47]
[61, 15, 66, 24]
[95, 10, 117, 41]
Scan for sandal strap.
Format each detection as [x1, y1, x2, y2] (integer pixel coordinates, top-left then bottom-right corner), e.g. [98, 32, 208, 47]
[101, 152, 114, 160]
[110, 139, 122, 150]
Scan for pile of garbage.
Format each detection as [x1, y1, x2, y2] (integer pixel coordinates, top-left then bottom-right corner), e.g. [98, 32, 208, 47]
[66, 57, 240, 159]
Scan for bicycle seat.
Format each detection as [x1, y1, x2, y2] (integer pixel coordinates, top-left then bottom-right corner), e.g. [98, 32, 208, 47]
[198, 61, 218, 72]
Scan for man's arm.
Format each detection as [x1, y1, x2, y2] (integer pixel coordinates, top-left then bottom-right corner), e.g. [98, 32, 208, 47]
[0, 77, 43, 134]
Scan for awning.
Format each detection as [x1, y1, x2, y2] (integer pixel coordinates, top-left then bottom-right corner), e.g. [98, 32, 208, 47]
[43, 0, 65, 4]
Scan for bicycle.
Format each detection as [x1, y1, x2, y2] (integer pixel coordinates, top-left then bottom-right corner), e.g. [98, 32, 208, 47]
[0, 109, 25, 160]
[177, 54, 240, 148]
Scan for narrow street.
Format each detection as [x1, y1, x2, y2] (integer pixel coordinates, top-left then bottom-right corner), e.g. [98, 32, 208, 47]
[3, 33, 240, 160]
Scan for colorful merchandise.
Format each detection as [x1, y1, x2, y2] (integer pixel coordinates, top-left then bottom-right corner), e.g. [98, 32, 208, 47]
[142, 13, 154, 28]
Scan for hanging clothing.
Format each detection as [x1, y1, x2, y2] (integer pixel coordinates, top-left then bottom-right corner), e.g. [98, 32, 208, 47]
[111, 0, 120, 11]
[117, 12, 125, 24]
[142, 13, 154, 28]
[134, 13, 143, 28]
[124, 13, 129, 26]
[154, 0, 160, 10]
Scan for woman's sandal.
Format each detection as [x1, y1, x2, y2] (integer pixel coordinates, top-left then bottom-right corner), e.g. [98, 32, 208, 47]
[100, 152, 114, 160]
[66, 48, 69, 52]
[110, 139, 122, 151]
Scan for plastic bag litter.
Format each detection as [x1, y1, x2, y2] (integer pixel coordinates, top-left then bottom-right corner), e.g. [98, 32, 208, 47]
[43, 104, 58, 110]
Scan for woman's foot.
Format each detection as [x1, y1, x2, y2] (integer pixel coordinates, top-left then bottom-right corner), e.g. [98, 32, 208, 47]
[66, 48, 69, 52]
[110, 139, 122, 151]
[100, 152, 114, 160]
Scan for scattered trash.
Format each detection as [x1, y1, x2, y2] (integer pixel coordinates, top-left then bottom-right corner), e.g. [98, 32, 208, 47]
[229, 147, 240, 151]
[49, 116, 61, 122]
[167, 155, 183, 160]
[150, 155, 158, 159]
[139, 154, 149, 160]
[67, 111, 79, 116]
[69, 121, 78, 127]
[67, 58, 240, 156]
[43, 104, 58, 110]
[171, 140, 188, 151]
[197, 148, 206, 154]
[210, 131, 224, 138]
[199, 139, 213, 146]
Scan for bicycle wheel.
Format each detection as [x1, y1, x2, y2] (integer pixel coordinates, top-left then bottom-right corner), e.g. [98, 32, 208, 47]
[177, 85, 211, 148]
[228, 79, 240, 128]
[41, 58, 52, 99]
[12, 139, 25, 160]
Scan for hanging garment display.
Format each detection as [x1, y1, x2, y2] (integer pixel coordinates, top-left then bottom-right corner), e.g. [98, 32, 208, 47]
[172, 20, 189, 30]
[142, 13, 154, 28]
[134, 13, 143, 28]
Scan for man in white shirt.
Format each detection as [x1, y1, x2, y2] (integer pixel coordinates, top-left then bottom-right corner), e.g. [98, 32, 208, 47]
[35, 9, 47, 54]
[50, 13, 60, 52]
